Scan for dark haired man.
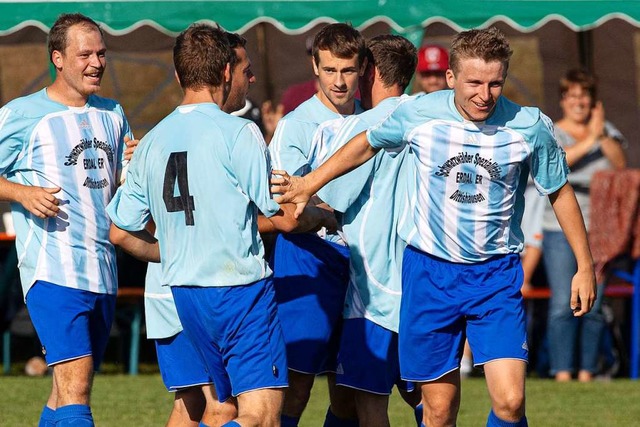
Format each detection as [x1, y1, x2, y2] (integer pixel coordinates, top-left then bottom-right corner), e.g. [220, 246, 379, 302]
[0, 12, 135, 426]
[273, 27, 597, 427]
[108, 23, 331, 427]
[268, 22, 367, 427]
[312, 34, 424, 427]
[143, 31, 257, 427]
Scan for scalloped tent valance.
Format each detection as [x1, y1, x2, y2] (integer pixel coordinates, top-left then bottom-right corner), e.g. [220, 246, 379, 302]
[0, 0, 639, 36]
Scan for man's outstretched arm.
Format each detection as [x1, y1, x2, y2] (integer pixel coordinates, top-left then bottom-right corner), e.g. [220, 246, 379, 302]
[271, 131, 378, 217]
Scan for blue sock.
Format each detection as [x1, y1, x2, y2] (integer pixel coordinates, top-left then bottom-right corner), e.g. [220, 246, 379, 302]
[323, 407, 359, 427]
[487, 409, 528, 427]
[38, 405, 55, 427]
[198, 423, 211, 427]
[414, 403, 424, 427]
[54, 404, 94, 426]
[281, 414, 300, 427]
[221, 422, 241, 427]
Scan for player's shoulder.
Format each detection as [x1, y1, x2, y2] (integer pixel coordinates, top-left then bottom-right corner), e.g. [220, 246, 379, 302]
[494, 96, 545, 130]
[2, 88, 62, 119]
[282, 95, 330, 124]
[400, 90, 454, 120]
[87, 94, 124, 113]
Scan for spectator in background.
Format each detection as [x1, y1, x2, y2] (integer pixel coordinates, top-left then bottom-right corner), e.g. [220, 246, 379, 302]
[413, 44, 449, 94]
[542, 68, 626, 382]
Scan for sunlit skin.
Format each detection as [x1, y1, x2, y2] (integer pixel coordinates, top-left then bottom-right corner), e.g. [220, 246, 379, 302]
[223, 46, 256, 114]
[416, 70, 448, 94]
[313, 49, 364, 115]
[560, 84, 593, 124]
[446, 57, 506, 122]
[48, 24, 106, 107]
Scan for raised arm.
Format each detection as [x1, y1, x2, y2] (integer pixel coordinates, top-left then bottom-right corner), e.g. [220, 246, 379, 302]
[548, 182, 596, 316]
[272, 131, 379, 217]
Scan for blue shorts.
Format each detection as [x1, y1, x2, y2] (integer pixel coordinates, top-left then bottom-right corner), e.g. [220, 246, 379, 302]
[337, 318, 413, 395]
[399, 247, 528, 382]
[171, 279, 287, 402]
[25, 280, 115, 370]
[156, 330, 213, 392]
[270, 233, 350, 374]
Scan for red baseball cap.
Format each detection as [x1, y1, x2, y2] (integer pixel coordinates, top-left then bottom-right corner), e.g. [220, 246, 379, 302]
[417, 45, 449, 73]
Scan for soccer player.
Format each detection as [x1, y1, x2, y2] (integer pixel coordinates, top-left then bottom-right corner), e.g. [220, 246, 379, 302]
[107, 23, 332, 427]
[0, 13, 134, 426]
[144, 31, 256, 427]
[273, 27, 597, 427]
[267, 23, 366, 427]
[312, 35, 422, 427]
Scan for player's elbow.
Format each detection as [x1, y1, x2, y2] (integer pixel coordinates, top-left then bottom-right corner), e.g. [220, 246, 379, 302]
[109, 223, 129, 247]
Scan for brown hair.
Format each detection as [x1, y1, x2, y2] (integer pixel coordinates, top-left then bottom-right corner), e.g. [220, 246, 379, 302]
[449, 27, 512, 74]
[173, 24, 232, 90]
[559, 68, 598, 101]
[367, 35, 417, 91]
[312, 23, 366, 68]
[47, 13, 102, 64]
[224, 32, 247, 71]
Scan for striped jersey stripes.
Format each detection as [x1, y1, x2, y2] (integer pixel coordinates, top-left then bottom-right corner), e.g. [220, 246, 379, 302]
[0, 88, 131, 296]
[367, 90, 569, 263]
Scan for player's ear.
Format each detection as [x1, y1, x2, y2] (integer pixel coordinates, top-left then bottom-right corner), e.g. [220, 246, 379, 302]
[359, 57, 368, 77]
[446, 68, 455, 89]
[224, 62, 231, 83]
[52, 50, 63, 69]
[312, 56, 320, 77]
[174, 70, 181, 86]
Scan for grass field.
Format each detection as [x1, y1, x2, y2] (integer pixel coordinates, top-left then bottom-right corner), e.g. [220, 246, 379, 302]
[1, 373, 639, 426]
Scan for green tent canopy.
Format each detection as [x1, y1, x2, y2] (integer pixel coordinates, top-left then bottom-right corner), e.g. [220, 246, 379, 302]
[0, 0, 639, 36]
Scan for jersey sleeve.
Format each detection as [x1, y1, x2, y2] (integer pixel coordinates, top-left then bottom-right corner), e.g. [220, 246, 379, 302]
[366, 103, 408, 151]
[106, 138, 152, 231]
[0, 106, 27, 176]
[231, 123, 281, 218]
[527, 113, 569, 195]
[268, 117, 313, 176]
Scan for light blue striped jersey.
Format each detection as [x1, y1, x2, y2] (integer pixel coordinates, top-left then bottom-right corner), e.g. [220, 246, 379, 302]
[107, 103, 280, 288]
[269, 95, 363, 244]
[367, 90, 569, 263]
[0, 88, 131, 296]
[144, 261, 182, 339]
[316, 95, 413, 332]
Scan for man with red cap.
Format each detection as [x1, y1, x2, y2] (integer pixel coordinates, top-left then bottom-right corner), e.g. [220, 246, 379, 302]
[414, 44, 449, 94]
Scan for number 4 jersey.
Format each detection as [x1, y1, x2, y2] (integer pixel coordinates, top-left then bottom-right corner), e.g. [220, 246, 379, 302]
[0, 88, 131, 297]
[107, 103, 281, 288]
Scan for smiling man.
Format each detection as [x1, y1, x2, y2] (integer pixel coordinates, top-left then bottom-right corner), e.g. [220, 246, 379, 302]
[0, 13, 134, 427]
[268, 23, 366, 427]
[273, 27, 597, 427]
